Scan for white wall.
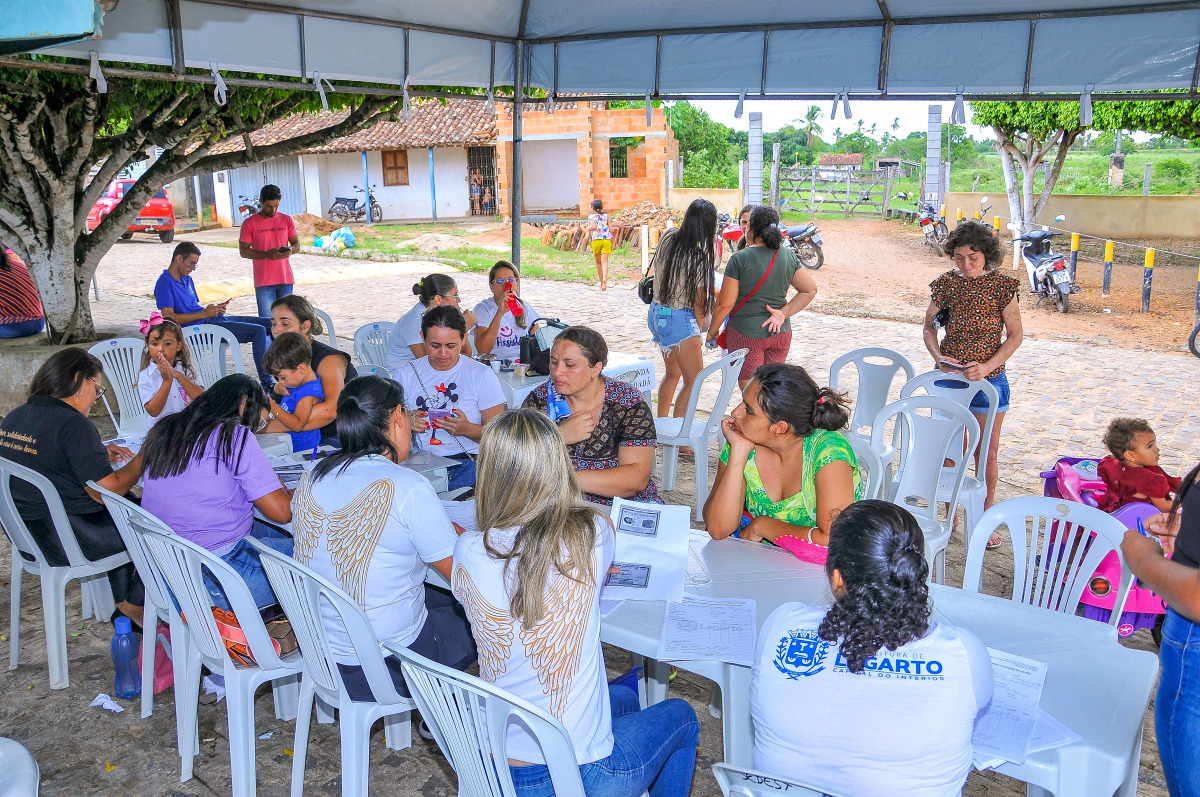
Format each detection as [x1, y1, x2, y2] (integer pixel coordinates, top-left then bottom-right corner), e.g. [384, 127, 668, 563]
[522, 139, 580, 211]
[212, 171, 234, 227]
[311, 147, 471, 221]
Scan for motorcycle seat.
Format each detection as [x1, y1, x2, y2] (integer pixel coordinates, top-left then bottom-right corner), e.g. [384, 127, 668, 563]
[1033, 252, 1064, 266]
[334, 196, 357, 204]
[786, 223, 816, 239]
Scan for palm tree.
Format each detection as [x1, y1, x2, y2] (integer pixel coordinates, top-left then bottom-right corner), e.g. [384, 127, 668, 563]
[833, 127, 842, 142]
[796, 104, 823, 148]
[869, 122, 878, 138]
[892, 117, 901, 133]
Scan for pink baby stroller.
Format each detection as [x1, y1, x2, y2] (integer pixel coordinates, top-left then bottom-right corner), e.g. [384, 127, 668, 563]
[1040, 456, 1167, 642]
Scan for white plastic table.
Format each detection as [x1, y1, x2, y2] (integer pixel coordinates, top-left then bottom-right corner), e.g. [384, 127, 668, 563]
[495, 351, 656, 408]
[600, 532, 1159, 797]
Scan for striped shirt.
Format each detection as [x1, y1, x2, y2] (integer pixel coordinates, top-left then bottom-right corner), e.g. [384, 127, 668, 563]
[0, 251, 44, 325]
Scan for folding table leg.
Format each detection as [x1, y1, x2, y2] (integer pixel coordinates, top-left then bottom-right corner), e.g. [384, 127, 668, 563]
[641, 658, 671, 706]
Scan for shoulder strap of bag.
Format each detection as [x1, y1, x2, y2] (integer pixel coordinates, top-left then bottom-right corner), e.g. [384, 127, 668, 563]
[730, 248, 778, 318]
[408, 361, 474, 459]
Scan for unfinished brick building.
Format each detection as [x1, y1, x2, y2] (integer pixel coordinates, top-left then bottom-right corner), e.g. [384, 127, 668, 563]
[494, 101, 679, 217]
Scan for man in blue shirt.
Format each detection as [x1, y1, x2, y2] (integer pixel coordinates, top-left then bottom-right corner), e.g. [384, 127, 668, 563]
[154, 242, 275, 386]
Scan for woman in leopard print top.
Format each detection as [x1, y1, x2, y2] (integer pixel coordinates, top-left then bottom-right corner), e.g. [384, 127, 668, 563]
[523, 326, 662, 506]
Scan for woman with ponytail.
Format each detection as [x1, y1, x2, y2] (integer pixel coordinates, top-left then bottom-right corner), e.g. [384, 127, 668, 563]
[1122, 462, 1200, 795]
[706, 206, 818, 387]
[385, 273, 475, 374]
[704, 363, 862, 564]
[752, 501, 992, 796]
[292, 375, 476, 701]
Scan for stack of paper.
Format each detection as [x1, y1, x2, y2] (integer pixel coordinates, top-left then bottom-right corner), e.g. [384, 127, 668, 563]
[600, 498, 690, 602]
[268, 454, 306, 489]
[971, 649, 1079, 772]
[440, 499, 478, 534]
[657, 594, 757, 667]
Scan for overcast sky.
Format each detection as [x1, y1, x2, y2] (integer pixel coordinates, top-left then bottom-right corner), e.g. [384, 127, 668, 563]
[693, 99, 994, 141]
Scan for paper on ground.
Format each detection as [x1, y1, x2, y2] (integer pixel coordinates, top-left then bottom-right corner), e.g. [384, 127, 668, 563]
[440, 499, 477, 534]
[971, 649, 1048, 765]
[90, 693, 124, 713]
[600, 498, 689, 602]
[658, 594, 756, 666]
[973, 708, 1081, 771]
[203, 674, 226, 702]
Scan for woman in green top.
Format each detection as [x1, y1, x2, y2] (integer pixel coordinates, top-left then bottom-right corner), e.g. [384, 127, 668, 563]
[704, 363, 862, 563]
[707, 206, 818, 389]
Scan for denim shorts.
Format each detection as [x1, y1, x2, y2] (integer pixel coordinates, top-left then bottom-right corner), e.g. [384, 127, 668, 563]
[647, 302, 701, 349]
[934, 371, 1010, 414]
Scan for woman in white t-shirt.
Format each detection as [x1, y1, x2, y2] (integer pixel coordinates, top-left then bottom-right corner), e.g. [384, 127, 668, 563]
[473, 260, 540, 362]
[385, 273, 476, 375]
[292, 373, 476, 701]
[751, 500, 993, 797]
[452, 409, 699, 797]
[396, 305, 506, 490]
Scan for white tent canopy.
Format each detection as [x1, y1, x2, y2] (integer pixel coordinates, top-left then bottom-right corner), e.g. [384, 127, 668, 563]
[45, 0, 1200, 100]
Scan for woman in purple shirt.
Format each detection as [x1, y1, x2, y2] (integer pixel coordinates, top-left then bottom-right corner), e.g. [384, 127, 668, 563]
[140, 374, 293, 609]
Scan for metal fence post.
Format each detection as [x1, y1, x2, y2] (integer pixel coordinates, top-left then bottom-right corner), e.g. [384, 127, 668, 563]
[1069, 233, 1079, 281]
[1102, 241, 1114, 296]
[1142, 248, 1155, 313]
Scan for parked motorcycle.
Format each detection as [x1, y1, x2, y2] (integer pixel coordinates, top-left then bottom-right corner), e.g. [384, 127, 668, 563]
[236, 195, 260, 221]
[715, 212, 744, 267]
[893, 192, 948, 252]
[1009, 214, 1077, 313]
[328, 184, 382, 223]
[784, 222, 824, 269]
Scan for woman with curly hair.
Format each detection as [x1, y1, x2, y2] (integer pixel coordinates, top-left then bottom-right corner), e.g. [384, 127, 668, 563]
[923, 220, 1023, 548]
[751, 500, 992, 796]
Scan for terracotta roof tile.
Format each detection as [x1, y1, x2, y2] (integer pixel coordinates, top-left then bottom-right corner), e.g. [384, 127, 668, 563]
[208, 100, 496, 157]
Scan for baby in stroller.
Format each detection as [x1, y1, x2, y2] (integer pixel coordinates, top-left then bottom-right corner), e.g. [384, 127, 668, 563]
[1096, 418, 1182, 513]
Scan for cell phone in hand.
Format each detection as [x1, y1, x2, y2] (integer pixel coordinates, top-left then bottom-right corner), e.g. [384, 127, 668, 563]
[940, 361, 967, 371]
[277, 245, 291, 254]
[427, 409, 454, 425]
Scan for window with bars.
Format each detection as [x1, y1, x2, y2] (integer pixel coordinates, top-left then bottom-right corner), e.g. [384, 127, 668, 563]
[467, 146, 497, 215]
[382, 150, 409, 186]
[609, 145, 628, 179]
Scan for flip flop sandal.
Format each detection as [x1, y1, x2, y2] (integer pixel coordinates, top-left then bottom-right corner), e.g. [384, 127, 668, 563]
[986, 532, 1004, 550]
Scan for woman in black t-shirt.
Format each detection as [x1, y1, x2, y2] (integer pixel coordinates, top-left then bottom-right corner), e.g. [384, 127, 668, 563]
[1122, 462, 1200, 795]
[269, 294, 357, 444]
[0, 349, 145, 626]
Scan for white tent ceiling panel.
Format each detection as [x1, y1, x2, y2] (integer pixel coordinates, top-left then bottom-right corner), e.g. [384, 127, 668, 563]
[764, 28, 880, 93]
[46, 0, 173, 67]
[657, 33, 768, 94]
[409, 31, 495, 87]
[1030, 12, 1200, 91]
[238, 0, 518, 39]
[886, 0, 1146, 15]
[525, 43, 554, 90]
[523, 0, 882, 38]
[887, 21, 1028, 92]
[179, 2, 302, 77]
[302, 18, 406, 84]
[554, 38, 658, 94]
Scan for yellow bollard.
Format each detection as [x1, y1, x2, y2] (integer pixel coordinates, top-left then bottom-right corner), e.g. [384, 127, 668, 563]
[939, 204, 946, 220]
[1069, 233, 1079, 280]
[1102, 240, 1114, 295]
[1142, 249, 1155, 313]
[956, 207, 963, 223]
[993, 216, 1001, 236]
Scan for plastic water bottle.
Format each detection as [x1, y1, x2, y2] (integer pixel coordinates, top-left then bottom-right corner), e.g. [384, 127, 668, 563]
[111, 616, 141, 699]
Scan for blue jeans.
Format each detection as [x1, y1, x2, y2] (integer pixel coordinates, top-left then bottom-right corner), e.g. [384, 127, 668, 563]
[933, 371, 1011, 414]
[254, 283, 293, 318]
[204, 316, 273, 385]
[0, 318, 44, 338]
[204, 521, 293, 611]
[510, 686, 699, 797]
[446, 455, 477, 491]
[1157, 607, 1200, 796]
[647, 302, 701, 350]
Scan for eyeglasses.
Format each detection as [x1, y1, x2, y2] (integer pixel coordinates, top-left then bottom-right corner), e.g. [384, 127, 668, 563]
[88, 378, 107, 399]
[440, 293, 461, 303]
[493, 278, 517, 287]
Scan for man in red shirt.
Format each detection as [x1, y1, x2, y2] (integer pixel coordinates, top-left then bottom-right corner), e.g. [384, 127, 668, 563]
[239, 184, 299, 317]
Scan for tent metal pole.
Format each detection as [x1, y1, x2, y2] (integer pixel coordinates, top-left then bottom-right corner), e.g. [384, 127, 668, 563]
[512, 41, 524, 270]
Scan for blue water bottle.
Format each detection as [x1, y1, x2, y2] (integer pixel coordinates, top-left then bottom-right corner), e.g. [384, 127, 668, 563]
[111, 616, 141, 699]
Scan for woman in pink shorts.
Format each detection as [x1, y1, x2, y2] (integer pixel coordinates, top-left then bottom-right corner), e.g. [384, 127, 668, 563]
[706, 206, 818, 387]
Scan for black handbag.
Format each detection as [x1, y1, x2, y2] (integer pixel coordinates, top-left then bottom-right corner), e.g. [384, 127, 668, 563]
[637, 273, 654, 304]
[519, 318, 569, 376]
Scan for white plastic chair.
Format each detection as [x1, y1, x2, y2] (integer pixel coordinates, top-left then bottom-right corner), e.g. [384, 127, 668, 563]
[89, 481, 183, 719]
[963, 497, 1134, 628]
[251, 541, 416, 797]
[0, 457, 127, 689]
[0, 737, 40, 797]
[713, 762, 841, 797]
[844, 432, 885, 501]
[655, 348, 748, 519]
[871, 396, 979, 584]
[828, 347, 915, 438]
[355, 364, 390, 378]
[313, 307, 339, 352]
[901, 370, 999, 537]
[183, 324, 246, 386]
[132, 516, 301, 796]
[391, 645, 589, 797]
[353, 322, 394, 368]
[88, 338, 150, 437]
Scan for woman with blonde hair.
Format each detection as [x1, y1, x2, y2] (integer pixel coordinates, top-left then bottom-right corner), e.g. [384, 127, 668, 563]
[452, 409, 699, 797]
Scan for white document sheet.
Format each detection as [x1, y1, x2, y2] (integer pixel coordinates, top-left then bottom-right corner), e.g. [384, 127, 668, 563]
[599, 599, 625, 618]
[440, 499, 478, 534]
[600, 498, 689, 602]
[657, 594, 757, 666]
[971, 649, 1049, 765]
[268, 454, 308, 489]
[1027, 708, 1082, 754]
